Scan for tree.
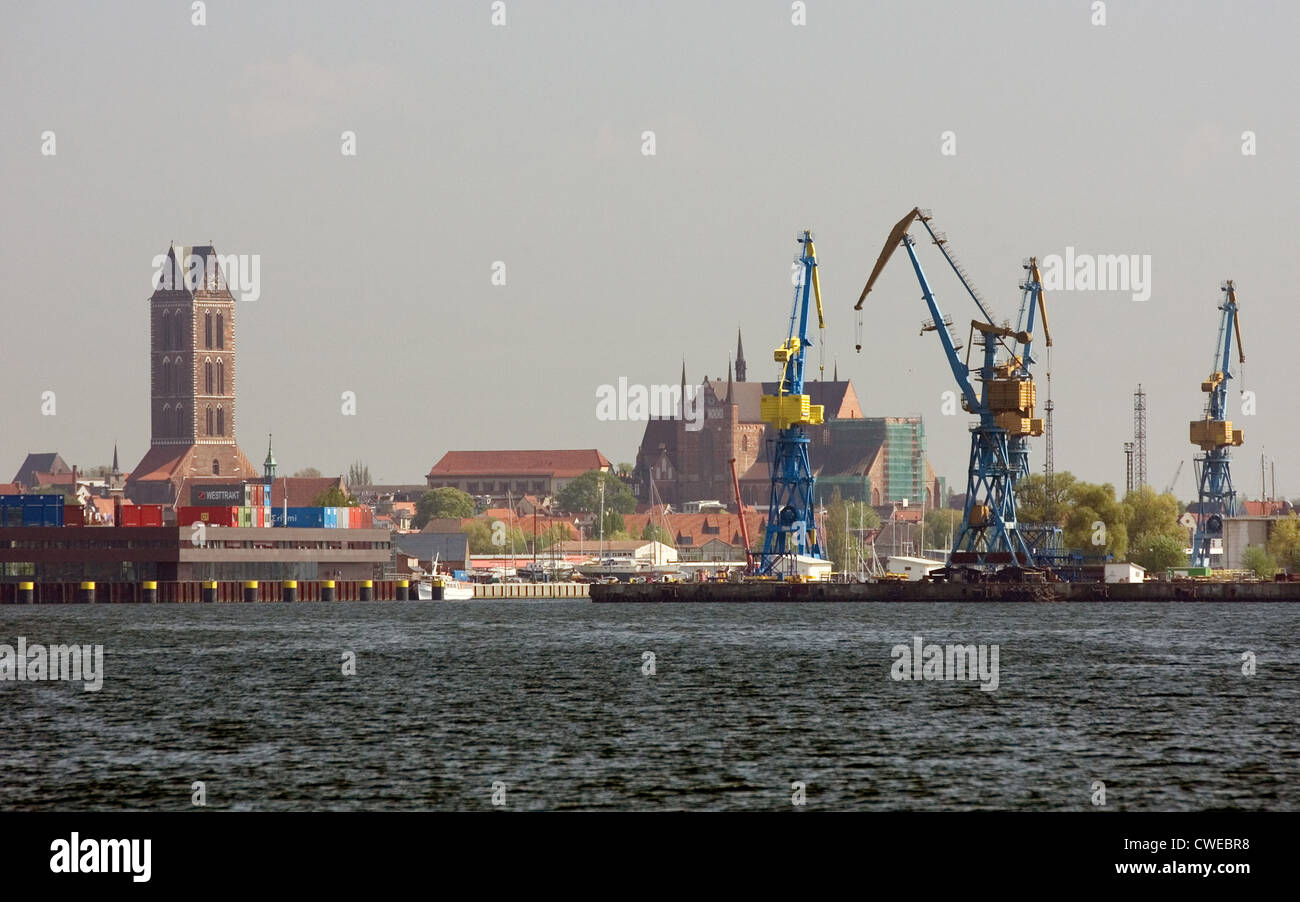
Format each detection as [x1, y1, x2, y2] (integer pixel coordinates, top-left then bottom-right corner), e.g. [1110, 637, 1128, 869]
[415, 487, 474, 528]
[599, 508, 628, 540]
[1061, 480, 1128, 559]
[461, 519, 531, 555]
[1128, 532, 1187, 572]
[923, 508, 961, 548]
[616, 462, 635, 477]
[537, 523, 576, 550]
[292, 468, 321, 478]
[555, 470, 636, 514]
[640, 522, 673, 545]
[312, 485, 357, 507]
[1242, 546, 1279, 580]
[822, 490, 879, 572]
[1015, 472, 1077, 526]
[346, 461, 372, 487]
[1122, 485, 1184, 545]
[1266, 515, 1300, 573]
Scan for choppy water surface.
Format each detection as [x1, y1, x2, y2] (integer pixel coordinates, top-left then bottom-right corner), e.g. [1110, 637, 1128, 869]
[1, 602, 1296, 810]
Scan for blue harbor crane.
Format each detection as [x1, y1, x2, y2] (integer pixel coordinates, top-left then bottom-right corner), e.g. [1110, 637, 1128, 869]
[854, 208, 1046, 572]
[1190, 281, 1246, 569]
[758, 230, 827, 576]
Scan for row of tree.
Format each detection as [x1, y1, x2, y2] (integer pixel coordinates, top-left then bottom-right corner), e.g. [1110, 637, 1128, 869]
[1241, 517, 1300, 578]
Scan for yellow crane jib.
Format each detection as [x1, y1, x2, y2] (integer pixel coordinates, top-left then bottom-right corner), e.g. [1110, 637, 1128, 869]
[855, 207, 923, 311]
[1026, 258, 1053, 348]
[806, 237, 826, 329]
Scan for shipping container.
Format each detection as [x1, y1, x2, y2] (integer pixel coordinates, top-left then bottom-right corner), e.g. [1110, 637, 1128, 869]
[191, 483, 246, 506]
[120, 505, 141, 527]
[64, 505, 84, 527]
[287, 507, 326, 528]
[139, 505, 164, 527]
[0, 494, 24, 507]
[20, 505, 62, 527]
[177, 506, 239, 528]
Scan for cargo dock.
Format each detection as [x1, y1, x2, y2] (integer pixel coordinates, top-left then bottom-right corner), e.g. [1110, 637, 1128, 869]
[589, 580, 1300, 603]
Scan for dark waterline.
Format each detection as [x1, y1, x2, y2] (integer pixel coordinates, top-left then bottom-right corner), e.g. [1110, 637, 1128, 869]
[2, 602, 1296, 811]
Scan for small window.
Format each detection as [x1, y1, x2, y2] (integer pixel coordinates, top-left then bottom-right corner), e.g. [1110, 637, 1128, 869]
[204, 311, 213, 348]
[216, 313, 224, 349]
[212, 459, 220, 475]
[216, 407, 225, 436]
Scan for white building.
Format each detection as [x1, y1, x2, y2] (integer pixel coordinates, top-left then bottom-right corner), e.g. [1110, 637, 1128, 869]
[557, 540, 677, 564]
[1104, 562, 1146, 583]
[886, 555, 945, 581]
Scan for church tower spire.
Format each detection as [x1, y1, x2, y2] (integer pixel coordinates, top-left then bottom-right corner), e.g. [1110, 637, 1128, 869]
[264, 433, 277, 481]
[735, 329, 747, 382]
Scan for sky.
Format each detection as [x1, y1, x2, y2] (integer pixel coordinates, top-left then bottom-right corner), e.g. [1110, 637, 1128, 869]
[2, 0, 1297, 499]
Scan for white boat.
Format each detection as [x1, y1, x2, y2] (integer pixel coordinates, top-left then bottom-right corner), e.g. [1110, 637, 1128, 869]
[414, 556, 475, 601]
[577, 557, 650, 581]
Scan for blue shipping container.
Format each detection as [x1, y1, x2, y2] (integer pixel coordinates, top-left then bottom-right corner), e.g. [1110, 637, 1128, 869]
[286, 507, 325, 528]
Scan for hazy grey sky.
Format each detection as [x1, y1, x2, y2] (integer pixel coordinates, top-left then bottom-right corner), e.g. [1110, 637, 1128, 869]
[3, 0, 1297, 498]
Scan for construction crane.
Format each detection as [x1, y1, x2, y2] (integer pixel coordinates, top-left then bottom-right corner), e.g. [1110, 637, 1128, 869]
[1190, 280, 1245, 568]
[729, 458, 755, 573]
[854, 208, 1044, 571]
[758, 230, 827, 576]
[1165, 460, 1184, 496]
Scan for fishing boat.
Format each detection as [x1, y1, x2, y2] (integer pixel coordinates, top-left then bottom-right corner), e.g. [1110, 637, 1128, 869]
[414, 555, 475, 601]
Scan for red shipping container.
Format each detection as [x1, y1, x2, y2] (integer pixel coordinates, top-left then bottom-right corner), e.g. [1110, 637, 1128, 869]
[177, 505, 238, 527]
[362, 508, 373, 528]
[119, 505, 141, 527]
[64, 505, 85, 527]
[139, 505, 164, 527]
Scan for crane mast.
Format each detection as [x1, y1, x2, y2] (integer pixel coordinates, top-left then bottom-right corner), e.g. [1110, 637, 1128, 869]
[1190, 280, 1245, 568]
[758, 230, 826, 576]
[855, 208, 1044, 572]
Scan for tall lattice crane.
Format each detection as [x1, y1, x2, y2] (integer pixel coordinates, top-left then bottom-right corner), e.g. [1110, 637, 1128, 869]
[854, 208, 1045, 571]
[1190, 281, 1245, 568]
[758, 230, 827, 576]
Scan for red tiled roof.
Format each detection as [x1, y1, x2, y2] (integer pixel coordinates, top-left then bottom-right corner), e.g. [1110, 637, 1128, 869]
[31, 471, 76, 486]
[1242, 500, 1291, 517]
[428, 449, 611, 479]
[270, 477, 346, 508]
[127, 446, 193, 482]
[622, 511, 766, 550]
[0, 483, 21, 494]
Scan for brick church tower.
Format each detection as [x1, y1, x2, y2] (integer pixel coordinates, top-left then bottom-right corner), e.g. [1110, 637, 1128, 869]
[125, 244, 258, 504]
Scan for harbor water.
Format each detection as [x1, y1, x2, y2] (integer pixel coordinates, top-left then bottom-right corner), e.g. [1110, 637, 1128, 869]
[1, 601, 1296, 810]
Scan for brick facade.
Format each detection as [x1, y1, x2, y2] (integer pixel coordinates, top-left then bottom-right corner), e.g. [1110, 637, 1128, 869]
[127, 245, 257, 503]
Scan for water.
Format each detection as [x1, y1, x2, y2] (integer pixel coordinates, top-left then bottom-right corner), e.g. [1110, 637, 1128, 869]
[1, 602, 1296, 811]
